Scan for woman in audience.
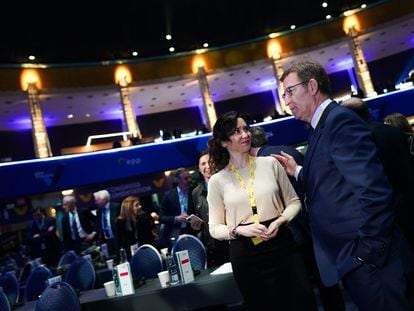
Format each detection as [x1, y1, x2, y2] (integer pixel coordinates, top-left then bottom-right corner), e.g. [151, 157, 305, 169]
[192, 150, 229, 268]
[115, 196, 156, 261]
[207, 111, 317, 310]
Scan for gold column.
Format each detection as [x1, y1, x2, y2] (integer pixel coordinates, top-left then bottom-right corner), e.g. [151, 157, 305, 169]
[344, 17, 376, 97]
[27, 83, 53, 158]
[118, 75, 142, 139]
[267, 39, 289, 115]
[196, 66, 217, 130]
[270, 56, 289, 115]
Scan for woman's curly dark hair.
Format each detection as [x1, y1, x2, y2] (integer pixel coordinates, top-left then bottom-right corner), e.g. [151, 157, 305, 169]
[208, 111, 248, 173]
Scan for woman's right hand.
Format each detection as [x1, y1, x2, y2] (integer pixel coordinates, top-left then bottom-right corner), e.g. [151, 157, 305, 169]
[236, 223, 268, 237]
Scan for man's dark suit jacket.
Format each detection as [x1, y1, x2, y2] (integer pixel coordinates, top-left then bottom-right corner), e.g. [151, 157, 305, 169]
[27, 215, 62, 265]
[61, 208, 97, 252]
[301, 101, 396, 286]
[158, 187, 196, 248]
[96, 202, 120, 242]
[369, 122, 414, 239]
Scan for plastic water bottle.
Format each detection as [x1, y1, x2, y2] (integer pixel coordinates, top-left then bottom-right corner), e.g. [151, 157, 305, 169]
[169, 236, 177, 253]
[119, 248, 127, 263]
[166, 254, 180, 286]
[112, 265, 122, 296]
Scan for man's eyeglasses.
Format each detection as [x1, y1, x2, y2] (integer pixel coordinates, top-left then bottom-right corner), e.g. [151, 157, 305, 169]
[231, 126, 251, 136]
[282, 80, 309, 99]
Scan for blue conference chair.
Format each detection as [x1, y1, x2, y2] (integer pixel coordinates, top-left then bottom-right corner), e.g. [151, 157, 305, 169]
[130, 244, 163, 280]
[35, 281, 80, 311]
[24, 266, 53, 302]
[18, 261, 34, 286]
[172, 234, 207, 271]
[0, 290, 11, 311]
[0, 271, 20, 306]
[58, 251, 78, 268]
[64, 256, 95, 291]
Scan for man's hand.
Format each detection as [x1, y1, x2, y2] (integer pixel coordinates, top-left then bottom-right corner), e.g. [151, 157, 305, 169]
[85, 232, 96, 242]
[175, 214, 188, 223]
[272, 151, 298, 176]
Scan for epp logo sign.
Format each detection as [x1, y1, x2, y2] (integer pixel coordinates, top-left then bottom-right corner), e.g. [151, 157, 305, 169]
[118, 157, 142, 166]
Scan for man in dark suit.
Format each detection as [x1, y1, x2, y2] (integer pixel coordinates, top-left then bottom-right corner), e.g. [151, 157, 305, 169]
[158, 167, 196, 249]
[250, 126, 346, 311]
[341, 97, 414, 306]
[275, 60, 410, 310]
[61, 195, 97, 255]
[27, 206, 62, 267]
[341, 97, 414, 249]
[93, 190, 120, 256]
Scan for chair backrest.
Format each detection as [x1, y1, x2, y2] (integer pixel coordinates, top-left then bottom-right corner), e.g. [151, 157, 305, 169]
[172, 234, 207, 270]
[130, 244, 163, 280]
[0, 271, 20, 306]
[58, 251, 78, 268]
[0, 290, 11, 311]
[18, 261, 34, 286]
[24, 266, 53, 302]
[64, 257, 95, 291]
[35, 281, 80, 311]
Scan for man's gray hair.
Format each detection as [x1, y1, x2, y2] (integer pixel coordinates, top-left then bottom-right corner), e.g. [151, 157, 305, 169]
[93, 190, 110, 201]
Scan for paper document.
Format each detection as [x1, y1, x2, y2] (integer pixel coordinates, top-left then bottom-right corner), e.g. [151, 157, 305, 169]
[210, 262, 233, 275]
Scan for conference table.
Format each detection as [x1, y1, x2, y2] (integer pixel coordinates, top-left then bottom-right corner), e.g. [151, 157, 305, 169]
[16, 265, 243, 310]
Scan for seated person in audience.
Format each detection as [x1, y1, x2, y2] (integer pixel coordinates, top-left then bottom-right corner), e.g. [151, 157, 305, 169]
[27, 206, 62, 267]
[115, 196, 156, 261]
[192, 150, 229, 268]
[249, 126, 345, 311]
[94, 189, 120, 256]
[112, 140, 122, 148]
[158, 168, 197, 250]
[61, 195, 97, 255]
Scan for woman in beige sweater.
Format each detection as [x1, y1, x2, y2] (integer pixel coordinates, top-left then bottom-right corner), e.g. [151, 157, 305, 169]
[207, 111, 317, 310]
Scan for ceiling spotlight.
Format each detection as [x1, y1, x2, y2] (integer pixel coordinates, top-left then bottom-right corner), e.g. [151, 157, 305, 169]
[85, 113, 90, 118]
[203, 43, 209, 48]
[326, 15, 332, 19]
[132, 51, 138, 56]
[166, 34, 172, 40]
[322, 2, 328, 8]
[28, 55, 36, 61]
[361, 4, 367, 8]
[67, 114, 73, 119]
[290, 25, 296, 30]
[169, 47, 175, 52]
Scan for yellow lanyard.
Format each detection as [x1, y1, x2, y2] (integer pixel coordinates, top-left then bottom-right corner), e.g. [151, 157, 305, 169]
[229, 156, 262, 245]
